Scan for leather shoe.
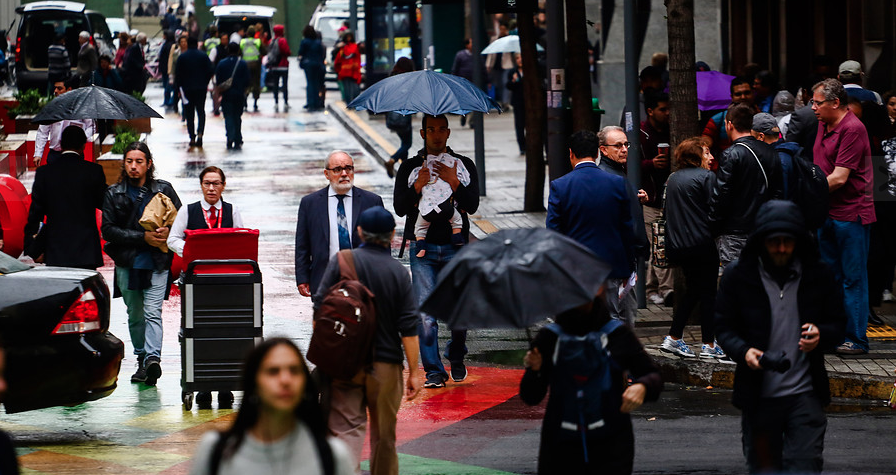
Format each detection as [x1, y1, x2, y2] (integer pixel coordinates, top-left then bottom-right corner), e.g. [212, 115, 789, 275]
[869, 310, 884, 326]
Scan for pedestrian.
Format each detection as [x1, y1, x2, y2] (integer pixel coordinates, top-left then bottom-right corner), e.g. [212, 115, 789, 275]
[185, 12, 200, 40]
[168, 33, 187, 116]
[76, 31, 98, 86]
[158, 30, 175, 108]
[121, 32, 148, 95]
[93, 54, 122, 91]
[752, 112, 799, 199]
[520, 296, 662, 474]
[34, 77, 95, 167]
[618, 66, 663, 131]
[394, 114, 479, 389]
[785, 74, 823, 161]
[484, 22, 513, 109]
[708, 102, 784, 268]
[505, 53, 525, 155]
[298, 25, 325, 112]
[594, 126, 650, 325]
[176, 36, 214, 148]
[407, 149, 469, 253]
[838, 60, 882, 105]
[215, 42, 250, 150]
[101, 142, 181, 386]
[383, 57, 415, 177]
[450, 38, 478, 127]
[660, 137, 728, 360]
[715, 200, 846, 474]
[188, 338, 355, 475]
[46, 35, 70, 97]
[639, 91, 675, 306]
[313, 206, 421, 475]
[702, 76, 756, 156]
[114, 32, 129, 69]
[870, 90, 896, 310]
[811, 78, 876, 355]
[753, 70, 779, 114]
[334, 32, 361, 104]
[202, 25, 219, 56]
[267, 24, 291, 112]
[295, 151, 384, 301]
[210, 32, 230, 116]
[240, 26, 264, 112]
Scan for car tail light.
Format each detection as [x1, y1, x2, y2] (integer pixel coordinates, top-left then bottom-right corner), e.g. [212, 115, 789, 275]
[15, 37, 21, 64]
[52, 290, 101, 334]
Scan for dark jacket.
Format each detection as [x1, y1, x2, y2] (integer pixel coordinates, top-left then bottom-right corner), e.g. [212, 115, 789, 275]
[76, 43, 98, 81]
[394, 147, 480, 245]
[158, 40, 173, 76]
[708, 136, 784, 235]
[294, 186, 384, 296]
[298, 37, 325, 68]
[547, 161, 635, 279]
[596, 157, 650, 262]
[313, 244, 418, 365]
[520, 301, 662, 473]
[92, 68, 123, 91]
[714, 200, 846, 409]
[101, 178, 181, 272]
[664, 167, 715, 255]
[121, 43, 147, 93]
[785, 106, 818, 161]
[175, 48, 214, 92]
[24, 152, 107, 269]
[774, 140, 802, 200]
[215, 55, 250, 102]
[639, 119, 671, 208]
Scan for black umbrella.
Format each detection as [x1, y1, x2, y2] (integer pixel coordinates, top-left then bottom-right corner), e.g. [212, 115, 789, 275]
[31, 85, 163, 124]
[419, 228, 613, 330]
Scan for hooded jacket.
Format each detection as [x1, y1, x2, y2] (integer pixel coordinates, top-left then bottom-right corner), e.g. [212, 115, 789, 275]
[714, 200, 846, 409]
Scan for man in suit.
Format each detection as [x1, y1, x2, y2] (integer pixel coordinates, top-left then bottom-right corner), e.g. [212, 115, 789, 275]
[215, 42, 250, 150]
[295, 150, 384, 300]
[175, 36, 214, 148]
[24, 126, 107, 269]
[547, 130, 636, 325]
[121, 32, 148, 94]
[785, 75, 823, 161]
[76, 31, 98, 86]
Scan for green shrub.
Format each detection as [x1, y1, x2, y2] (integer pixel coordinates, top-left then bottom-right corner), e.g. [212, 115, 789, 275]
[8, 89, 50, 118]
[130, 91, 146, 103]
[110, 126, 141, 154]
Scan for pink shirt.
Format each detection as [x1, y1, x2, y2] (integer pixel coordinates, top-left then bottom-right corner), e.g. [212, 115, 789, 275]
[813, 110, 876, 224]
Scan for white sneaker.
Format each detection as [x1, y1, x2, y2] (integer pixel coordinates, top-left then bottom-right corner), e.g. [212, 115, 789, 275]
[648, 293, 665, 305]
[661, 336, 696, 358]
[883, 290, 895, 302]
[700, 343, 727, 359]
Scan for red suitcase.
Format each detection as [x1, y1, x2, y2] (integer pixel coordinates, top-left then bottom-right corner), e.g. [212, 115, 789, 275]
[183, 228, 260, 274]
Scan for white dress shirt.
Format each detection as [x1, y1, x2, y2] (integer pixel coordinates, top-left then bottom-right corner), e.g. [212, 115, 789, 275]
[167, 199, 244, 256]
[35, 119, 96, 159]
[327, 185, 353, 257]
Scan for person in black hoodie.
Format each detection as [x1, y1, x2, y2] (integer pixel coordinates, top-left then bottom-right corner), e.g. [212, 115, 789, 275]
[715, 200, 846, 474]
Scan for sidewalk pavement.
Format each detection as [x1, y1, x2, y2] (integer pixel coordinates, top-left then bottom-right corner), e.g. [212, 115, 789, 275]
[329, 101, 896, 401]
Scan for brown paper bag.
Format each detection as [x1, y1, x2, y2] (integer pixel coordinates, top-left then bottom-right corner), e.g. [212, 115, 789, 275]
[139, 193, 178, 253]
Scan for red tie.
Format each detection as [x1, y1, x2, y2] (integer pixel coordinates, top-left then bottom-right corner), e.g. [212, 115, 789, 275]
[208, 206, 218, 228]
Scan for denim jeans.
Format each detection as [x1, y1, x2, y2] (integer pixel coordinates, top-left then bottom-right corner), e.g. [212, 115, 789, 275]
[221, 99, 243, 146]
[390, 127, 413, 162]
[161, 73, 174, 106]
[818, 218, 871, 350]
[410, 241, 467, 381]
[116, 266, 167, 360]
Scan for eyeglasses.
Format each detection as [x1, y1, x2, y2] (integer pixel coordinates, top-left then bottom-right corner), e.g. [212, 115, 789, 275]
[603, 142, 631, 149]
[809, 99, 829, 107]
[202, 181, 223, 188]
[326, 165, 355, 174]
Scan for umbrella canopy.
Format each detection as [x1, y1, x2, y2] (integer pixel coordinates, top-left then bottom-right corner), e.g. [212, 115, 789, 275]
[419, 228, 613, 330]
[31, 85, 163, 124]
[346, 69, 502, 116]
[696, 70, 736, 111]
[480, 35, 544, 55]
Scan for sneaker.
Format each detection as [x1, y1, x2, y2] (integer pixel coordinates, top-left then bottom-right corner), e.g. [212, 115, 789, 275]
[144, 357, 162, 386]
[835, 341, 867, 355]
[700, 343, 727, 359]
[450, 363, 467, 382]
[423, 375, 446, 388]
[647, 293, 664, 305]
[869, 310, 884, 326]
[884, 290, 895, 302]
[660, 336, 696, 358]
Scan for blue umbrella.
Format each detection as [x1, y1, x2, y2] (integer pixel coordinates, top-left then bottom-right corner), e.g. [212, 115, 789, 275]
[347, 69, 502, 116]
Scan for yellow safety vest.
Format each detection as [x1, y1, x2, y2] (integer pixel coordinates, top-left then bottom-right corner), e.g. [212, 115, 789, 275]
[240, 38, 261, 61]
[204, 37, 220, 57]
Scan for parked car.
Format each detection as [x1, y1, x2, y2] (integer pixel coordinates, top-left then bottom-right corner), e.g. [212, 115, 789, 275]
[13, 1, 115, 92]
[210, 5, 275, 40]
[310, 7, 365, 85]
[0, 252, 124, 413]
[106, 17, 129, 41]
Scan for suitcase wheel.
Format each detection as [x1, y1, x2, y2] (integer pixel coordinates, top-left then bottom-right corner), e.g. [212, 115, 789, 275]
[183, 391, 194, 411]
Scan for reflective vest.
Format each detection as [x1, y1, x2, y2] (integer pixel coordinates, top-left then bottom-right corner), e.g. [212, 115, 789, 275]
[240, 38, 261, 61]
[204, 37, 220, 58]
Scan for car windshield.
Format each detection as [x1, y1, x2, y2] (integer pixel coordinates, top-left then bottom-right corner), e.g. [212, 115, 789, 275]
[317, 16, 365, 46]
[21, 11, 90, 69]
[0, 253, 30, 275]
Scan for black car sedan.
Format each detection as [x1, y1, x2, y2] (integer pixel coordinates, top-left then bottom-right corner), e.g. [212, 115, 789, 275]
[0, 252, 123, 413]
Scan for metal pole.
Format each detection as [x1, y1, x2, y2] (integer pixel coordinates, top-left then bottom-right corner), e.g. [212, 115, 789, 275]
[471, 0, 486, 195]
[421, 4, 434, 70]
[349, 0, 358, 39]
[386, 1, 395, 70]
[545, 0, 566, 181]
[624, 0, 646, 309]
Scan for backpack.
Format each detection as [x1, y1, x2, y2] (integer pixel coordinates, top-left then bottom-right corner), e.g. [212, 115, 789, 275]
[266, 37, 281, 68]
[307, 250, 377, 380]
[545, 319, 623, 464]
[385, 111, 412, 132]
[780, 145, 829, 229]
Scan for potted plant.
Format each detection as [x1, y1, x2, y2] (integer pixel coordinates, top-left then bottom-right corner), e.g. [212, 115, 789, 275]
[98, 126, 142, 185]
[7, 89, 49, 134]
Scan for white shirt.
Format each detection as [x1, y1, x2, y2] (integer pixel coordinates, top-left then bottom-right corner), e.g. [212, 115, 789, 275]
[35, 119, 96, 159]
[327, 185, 353, 257]
[167, 199, 244, 256]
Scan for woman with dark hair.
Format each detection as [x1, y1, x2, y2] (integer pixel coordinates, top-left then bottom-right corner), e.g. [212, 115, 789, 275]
[334, 32, 361, 103]
[659, 137, 729, 361]
[189, 338, 354, 475]
[298, 25, 326, 111]
[383, 57, 416, 177]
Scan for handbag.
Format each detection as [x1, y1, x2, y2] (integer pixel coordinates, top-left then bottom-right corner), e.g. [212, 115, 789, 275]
[652, 179, 670, 269]
[212, 58, 240, 105]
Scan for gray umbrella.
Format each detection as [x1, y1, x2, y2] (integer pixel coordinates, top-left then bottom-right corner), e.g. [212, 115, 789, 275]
[31, 85, 162, 124]
[419, 228, 612, 330]
[346, 69, 502, 116]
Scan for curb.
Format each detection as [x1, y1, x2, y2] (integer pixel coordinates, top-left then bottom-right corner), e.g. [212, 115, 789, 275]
[327, 102, 391, 168]
[650, 350, 894, 400]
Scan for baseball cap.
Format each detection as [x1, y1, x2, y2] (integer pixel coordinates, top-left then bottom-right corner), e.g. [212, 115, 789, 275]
[357, 206, 395, 234]
[839, 60, 862, 76]
[752, 113, 780, 135]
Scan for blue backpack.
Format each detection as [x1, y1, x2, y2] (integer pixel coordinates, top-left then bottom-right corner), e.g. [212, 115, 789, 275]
[545, 319, 623, 463]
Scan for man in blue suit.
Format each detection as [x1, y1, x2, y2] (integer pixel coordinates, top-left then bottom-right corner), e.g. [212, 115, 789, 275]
[295, 150, 385, 300]
[175, 36, 214, 148]
[547, 130, 637, 325]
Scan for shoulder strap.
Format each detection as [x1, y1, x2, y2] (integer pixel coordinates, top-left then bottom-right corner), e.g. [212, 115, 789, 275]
[735, 142, 769, 189]
[230, 57, 240, 78]
[600, 319, 624, 335]
[337, 249, 359, 281]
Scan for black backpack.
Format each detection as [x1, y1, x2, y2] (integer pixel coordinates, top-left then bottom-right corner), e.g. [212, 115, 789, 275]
[266, 37, 281, 68]
[385, 111, 412, 132]
[545, 319, 623, 464]
[781, 145, 829, 229]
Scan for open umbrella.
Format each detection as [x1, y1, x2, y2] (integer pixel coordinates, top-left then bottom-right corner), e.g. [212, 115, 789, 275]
[31, 85, 163, 124]
[346, 69, 502, 116]
[696, 70, 736, 111]
[419, 228, 613, 330]
[480, 35, 544, 55]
